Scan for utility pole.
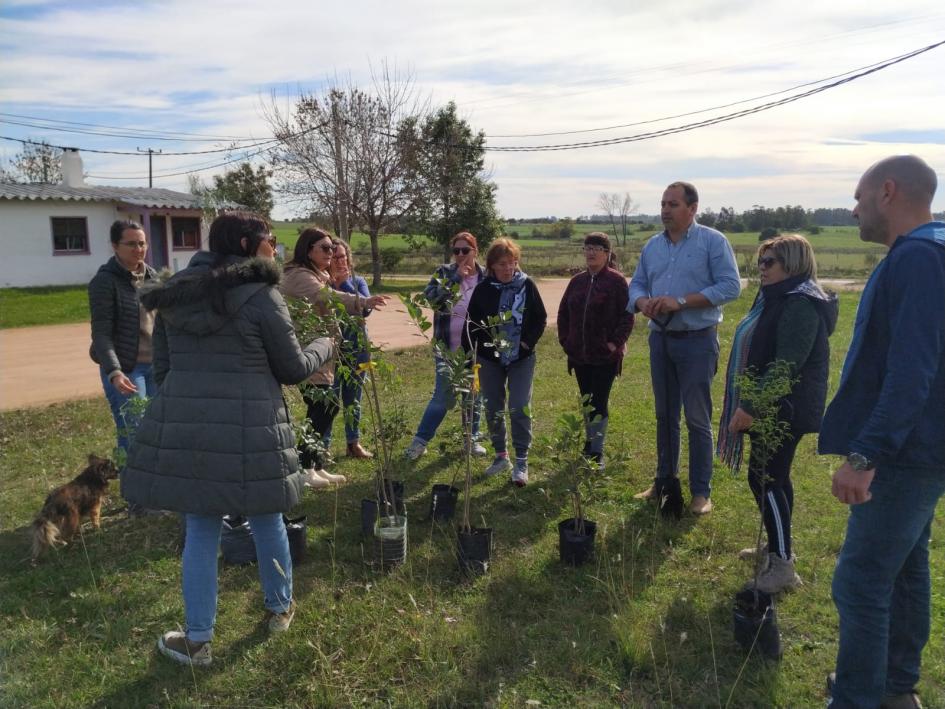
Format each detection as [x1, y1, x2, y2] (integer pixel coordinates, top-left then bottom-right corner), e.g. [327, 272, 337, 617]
[137, 147, 163, 187]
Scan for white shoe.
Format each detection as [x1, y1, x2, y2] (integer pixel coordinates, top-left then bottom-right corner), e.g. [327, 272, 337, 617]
[301, 468, 331, 489]
[512, 459, 528, 487]
[466, 439, 488, 457]
[313, 468, 346, 484]
[405, 439, 427, 461]
[484, 455, 512, 477]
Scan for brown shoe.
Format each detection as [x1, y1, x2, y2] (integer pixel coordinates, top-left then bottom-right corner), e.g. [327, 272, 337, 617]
[689, 495, 713, 515]
[347, 441, 374, 459]
[633, 485, 656, 501]
[158, 631, 212, 666]
[266, 599, 297, 633]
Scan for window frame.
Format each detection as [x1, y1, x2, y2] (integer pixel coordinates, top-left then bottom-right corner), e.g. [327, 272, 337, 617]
[170, 216, 201, 251]
[50, 216, 90, 256]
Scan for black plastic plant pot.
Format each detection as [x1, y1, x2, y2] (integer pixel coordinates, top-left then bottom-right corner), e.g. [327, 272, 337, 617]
[361, 498, 378, 538]
[376, 479, 406, 516]
[457, 526, 493, 577]
[374, 514, 407, 571]
[283, 514, 307, 565]
[558, 517, 597, 566]
[733, 588, 782, 661]
[429, 484, 459, 522]
[221, 515, 256, 565]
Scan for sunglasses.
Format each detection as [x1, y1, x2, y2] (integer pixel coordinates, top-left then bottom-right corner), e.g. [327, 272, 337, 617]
[265, 235, 277, 248]
[757, 256, 780, 269]
[452, 247, 472, 256]
[315, 243, 334, 254]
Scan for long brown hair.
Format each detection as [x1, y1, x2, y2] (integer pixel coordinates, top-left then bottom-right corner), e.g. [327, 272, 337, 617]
[290, 227, 334, 272]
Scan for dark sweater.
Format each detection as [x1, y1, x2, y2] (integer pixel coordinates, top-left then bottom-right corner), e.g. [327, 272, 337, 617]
[557, 266, 634, 367]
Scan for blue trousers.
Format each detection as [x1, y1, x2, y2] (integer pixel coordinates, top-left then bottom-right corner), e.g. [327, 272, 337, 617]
[100, 363, 156, 455]
[414, 356, 482, 444]
[648, 329, 719, 498]
[181, 513, 293, 642]
[830, 464, 945, 708]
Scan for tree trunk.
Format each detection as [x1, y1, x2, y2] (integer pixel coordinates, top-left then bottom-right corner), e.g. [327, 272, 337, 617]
[370, 227, 382, 288]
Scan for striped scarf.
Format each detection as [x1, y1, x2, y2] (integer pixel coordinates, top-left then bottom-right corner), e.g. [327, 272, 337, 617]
[716, 291, 765, 471]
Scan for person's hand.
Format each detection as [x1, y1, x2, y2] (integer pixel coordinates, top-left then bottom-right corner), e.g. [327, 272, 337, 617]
[728, 407, 754, 433]
[110, 372, 138, 395]
[606, 342, 617, 353]
[831, 461, 875, 505]
[649, 295, 682, 315]
[458, 256, 476, 278]
[635, 297, 655, 318]
[366, 295, 391, 309]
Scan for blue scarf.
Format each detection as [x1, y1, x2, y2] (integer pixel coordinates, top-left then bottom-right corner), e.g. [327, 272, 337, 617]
[838, 222, 945, 389]
[491, 271, 528, 365]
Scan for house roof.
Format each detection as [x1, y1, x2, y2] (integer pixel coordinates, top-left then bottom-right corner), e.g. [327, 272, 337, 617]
[0, 183, 206, 210]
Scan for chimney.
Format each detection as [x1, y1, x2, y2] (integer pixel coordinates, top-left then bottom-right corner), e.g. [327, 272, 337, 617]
[60, 148, 85, 187]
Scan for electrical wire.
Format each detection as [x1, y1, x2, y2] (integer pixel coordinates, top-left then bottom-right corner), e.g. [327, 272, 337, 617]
[0, 111, 258, 141]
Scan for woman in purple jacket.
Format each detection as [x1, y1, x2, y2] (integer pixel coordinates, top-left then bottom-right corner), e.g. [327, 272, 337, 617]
[557, 232, 634, 467]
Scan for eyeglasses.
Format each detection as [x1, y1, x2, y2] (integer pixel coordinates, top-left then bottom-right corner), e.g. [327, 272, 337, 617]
[452, 247, 472, 256]
[582, 245, 607, 254]
[261, 234, 277, 248]
[757, 256, 780, 269]
[119, 241, 148, 249]
[315, 243, 334, 254]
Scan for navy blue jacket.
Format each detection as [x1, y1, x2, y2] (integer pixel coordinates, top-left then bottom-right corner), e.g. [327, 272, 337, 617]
[819, 222, 945, 471]
[423, 262, 486, 347]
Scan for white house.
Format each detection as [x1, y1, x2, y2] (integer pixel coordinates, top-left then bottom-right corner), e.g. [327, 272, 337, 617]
[0, 149, 210, 287]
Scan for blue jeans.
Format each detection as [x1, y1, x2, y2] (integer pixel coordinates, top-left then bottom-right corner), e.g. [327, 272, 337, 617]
[327, 370, 365, 445]
[414, 356, 482, 444]
[648, 329, 719, 498]
[100, 363, 156, 455]
[181, 513, 293, 642]
[479, 356, 536, 458]
[830, 464, 945, 708]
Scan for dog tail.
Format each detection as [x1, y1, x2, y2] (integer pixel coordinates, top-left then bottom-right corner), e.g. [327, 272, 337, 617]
[31, 518, 61, 561]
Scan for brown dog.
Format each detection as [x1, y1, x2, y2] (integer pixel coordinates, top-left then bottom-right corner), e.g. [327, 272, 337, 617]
[31, 454, 119, 562]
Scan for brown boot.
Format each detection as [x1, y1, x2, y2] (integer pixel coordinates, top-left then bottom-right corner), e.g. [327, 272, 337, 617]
[633, 485, 656, 500]
[347, 441, 373, 459]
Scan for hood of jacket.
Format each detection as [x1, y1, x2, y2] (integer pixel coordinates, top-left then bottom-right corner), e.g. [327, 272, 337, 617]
[139, 251, 280, 335]
[762, 274, 839, 337]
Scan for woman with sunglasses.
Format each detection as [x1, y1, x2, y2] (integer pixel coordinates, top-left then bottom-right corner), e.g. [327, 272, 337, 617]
[717, 234, 837, 594]
[282, 228, 389, 487]
[556, 232, 634, 468]
[405, 231, 487, 460]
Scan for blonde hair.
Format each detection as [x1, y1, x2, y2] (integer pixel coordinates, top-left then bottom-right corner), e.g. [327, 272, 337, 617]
[758, 233, 818, 280]
[485, 237, 522, 274]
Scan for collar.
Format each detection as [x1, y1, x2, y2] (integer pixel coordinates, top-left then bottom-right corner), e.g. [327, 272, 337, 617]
[662, 221, 696, 243]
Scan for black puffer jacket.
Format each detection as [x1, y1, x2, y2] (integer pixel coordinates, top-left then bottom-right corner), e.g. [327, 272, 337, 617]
[743, 275, 839, 434]
[88, 256, 157, 374]
[123, 253, 333, 515]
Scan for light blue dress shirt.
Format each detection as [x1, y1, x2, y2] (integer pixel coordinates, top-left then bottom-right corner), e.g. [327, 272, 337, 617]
[627, 221, 742, 331]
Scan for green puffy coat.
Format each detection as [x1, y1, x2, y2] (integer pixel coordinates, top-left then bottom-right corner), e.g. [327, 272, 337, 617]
[123, 252, 332, 515]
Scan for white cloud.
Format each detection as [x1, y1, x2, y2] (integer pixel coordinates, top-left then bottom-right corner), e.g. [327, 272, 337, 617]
[1, 0, 943, 214]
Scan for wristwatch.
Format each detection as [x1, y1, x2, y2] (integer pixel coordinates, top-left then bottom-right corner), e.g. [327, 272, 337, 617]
[847, 452, 875, 471]
[676, 296, 687, 308]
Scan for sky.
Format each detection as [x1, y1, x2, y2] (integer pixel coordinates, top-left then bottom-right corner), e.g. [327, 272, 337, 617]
[1, 0, 944, 219]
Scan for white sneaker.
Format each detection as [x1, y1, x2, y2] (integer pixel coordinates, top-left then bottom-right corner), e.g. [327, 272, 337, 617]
[313, 468, 346, 484]
[466, 439, 488, 457]
[301, 468, 331, 489]
[484, 455, 512, 477]
[512, 460, 528, 487]
[405, 439, 427, 461]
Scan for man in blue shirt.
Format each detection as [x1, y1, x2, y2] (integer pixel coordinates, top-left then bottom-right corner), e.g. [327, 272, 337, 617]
[629, 181, 741, 514]
[821, 155, 945, 709]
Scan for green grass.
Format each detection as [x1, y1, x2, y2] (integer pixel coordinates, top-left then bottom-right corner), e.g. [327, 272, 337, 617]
[2, 291, 942, 707]
[0, 286, 90, 329]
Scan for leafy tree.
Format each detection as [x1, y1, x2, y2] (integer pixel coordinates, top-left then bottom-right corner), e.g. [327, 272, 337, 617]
[0, 141, 62, 184]
[209, 162, 274, 218]
[401, 101, 501, 259]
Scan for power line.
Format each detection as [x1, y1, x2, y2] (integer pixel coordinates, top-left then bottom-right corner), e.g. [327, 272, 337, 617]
[0, 133, 279, 156]
[0, 111, 257, 141]
[480, 39, 944, 151]
[0, 117, 263, 143]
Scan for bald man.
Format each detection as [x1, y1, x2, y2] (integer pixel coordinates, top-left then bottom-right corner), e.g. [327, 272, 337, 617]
[820, 155, 944, 709]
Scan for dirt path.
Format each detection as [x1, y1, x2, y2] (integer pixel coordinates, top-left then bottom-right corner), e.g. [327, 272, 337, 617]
[0, 277, 861, 411]
[0, 279, 570, 411]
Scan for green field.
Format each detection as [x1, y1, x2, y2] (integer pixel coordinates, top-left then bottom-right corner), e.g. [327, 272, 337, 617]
[1, 292, 943, 707]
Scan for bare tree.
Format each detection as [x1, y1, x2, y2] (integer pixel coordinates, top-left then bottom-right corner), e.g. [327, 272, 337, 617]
[597, 192, 620, 242]
[0, 141, 63, 184]
[618, 192, 638, 245]
[264, 65, 427, 286]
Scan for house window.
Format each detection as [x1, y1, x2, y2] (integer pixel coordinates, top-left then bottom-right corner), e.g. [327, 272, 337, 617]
[171, 217, 200, 250]
[51, 217, 89, 254]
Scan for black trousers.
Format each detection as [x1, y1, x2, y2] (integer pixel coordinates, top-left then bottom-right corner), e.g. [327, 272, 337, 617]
[572, 361, 619, 419]
[747, 429, 802, 559]
[300, 384, 340, 469]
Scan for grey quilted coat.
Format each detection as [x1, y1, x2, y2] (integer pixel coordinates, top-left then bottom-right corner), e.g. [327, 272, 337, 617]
[122, 252, 332, 515]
